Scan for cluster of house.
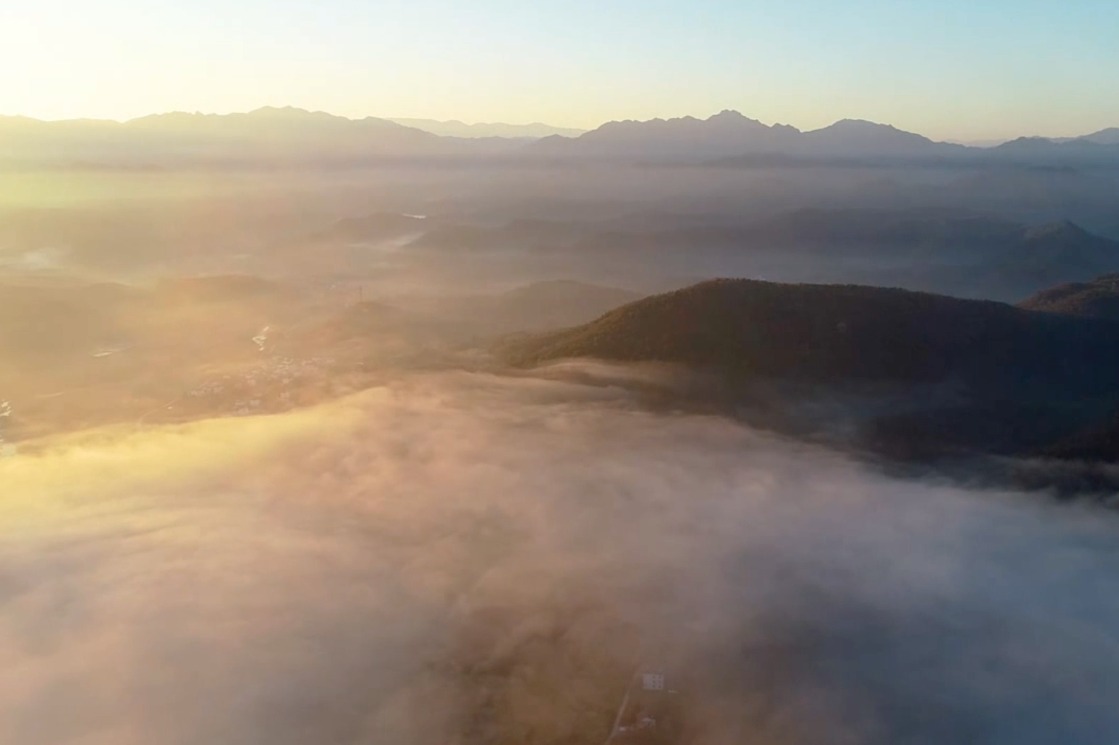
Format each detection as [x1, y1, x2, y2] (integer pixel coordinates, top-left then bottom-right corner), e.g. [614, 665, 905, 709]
[607, 671, 674, 742]
[184, 356, 338, 416]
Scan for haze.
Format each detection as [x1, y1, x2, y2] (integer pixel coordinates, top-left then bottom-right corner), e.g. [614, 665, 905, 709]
[5, 3, 1119, 744]
[6, 367, 1119, 745]
[4, 0, 1119, 140]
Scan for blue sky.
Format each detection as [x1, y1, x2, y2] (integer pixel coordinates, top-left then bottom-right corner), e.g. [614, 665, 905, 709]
[2, 0, 1117, 139]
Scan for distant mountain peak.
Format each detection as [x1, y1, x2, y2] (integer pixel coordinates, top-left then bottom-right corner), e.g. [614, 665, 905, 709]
[247, 106, 354, 122]
[706, 110, 772, 129]
[830, 118, 894, 129]
[1078, 127, 1119, 145]
[708, 109, 749, 121]
[387, 118, 586, 139]
[1000, 136, 1057, 147]
[529, 109, 964, 160]
[811, 119, 928, 140]
[251, 105, 310, 115]
[1023, 219, 1092, 242]
[0, 105, 460, 166]
[592, 111, 773, 131]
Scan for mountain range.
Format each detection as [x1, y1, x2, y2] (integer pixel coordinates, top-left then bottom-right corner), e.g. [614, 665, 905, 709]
[534, 111, 1119, 165]
[3, 107, 1117, 168]
[388, 118, 586, 139]
[531, 111, 970, 161]
[0, 107, 458, 166]
[385, 209, 1119, 300]
[1053, 127, 1119, 146]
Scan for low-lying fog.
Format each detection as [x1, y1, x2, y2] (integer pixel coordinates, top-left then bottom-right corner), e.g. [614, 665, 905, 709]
[3, 364, 1119, 745]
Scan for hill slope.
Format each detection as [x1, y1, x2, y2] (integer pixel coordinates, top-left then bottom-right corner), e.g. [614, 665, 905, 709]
[502, 278, 1119, 395]
[501, 278, 1119, 465]
[1019, 274, 1119, 320]
[1007, 221, 1119, 280]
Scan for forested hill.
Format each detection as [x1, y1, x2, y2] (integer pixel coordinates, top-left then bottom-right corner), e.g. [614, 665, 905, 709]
[1019, 274, 1119, 320]
[501, 278, 1119, 397]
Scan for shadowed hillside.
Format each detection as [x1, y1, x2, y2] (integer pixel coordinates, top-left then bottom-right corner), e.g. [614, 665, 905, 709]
[501, 278, 1119, 464]
[1019, 273, 1119, 320]
[1042, 411, 1119, 462]
[502, 278, 1119, 394]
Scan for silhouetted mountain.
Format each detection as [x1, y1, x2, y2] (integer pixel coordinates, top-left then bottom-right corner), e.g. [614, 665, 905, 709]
[630, 211, 1119, 298]
[565, 207, 1119, 297]
[948, 138, 1009, 148]
[989, 137, 1119, 166]
[569, 208, 1017, 254]
[1078, 127, 1119, 146]
[531, 110, 802, 160]
[532, 111, 966, 162]
[937, 166, 1118, 214]
[0, 108, 461, 167]
[530, 110, 1119, 166]
[389, 118, 585, 139]
[501, 278, 1119, 460]
[502, 278, 1119, 392]
[799, 119, 967, 158]
[742, 207, 1020, 246]
[1001, 220, 1119, 287]
[1019, 273, 1119, 320]
[395, 209, 1119, 302]
[7, 106, 1118, 168]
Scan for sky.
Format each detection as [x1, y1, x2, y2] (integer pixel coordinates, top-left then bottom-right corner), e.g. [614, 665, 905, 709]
[2, 0, 1117, 140]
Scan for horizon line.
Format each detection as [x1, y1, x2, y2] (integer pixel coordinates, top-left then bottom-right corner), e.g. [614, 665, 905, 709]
[1, 105, 1114, 144]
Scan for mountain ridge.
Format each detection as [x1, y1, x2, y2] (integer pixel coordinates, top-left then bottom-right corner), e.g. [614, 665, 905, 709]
[531, 111, 972, 161]
[1019, 273, 1119, 320]
[388, 118, 585, 139]
[0, 107, 457, 166]
[500, 277, 1119, 393]
[499, 277, 1119, 462]
[3, 107, 1117, 167]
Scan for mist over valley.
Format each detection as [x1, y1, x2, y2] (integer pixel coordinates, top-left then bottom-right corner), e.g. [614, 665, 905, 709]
[5, 9, 1119, 740]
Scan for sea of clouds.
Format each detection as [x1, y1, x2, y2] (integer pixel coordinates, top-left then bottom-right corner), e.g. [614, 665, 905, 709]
[3, 366, 1119, 744]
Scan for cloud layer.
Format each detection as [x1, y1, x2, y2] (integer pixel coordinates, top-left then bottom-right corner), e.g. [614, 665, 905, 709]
[3, 368, 1119, 744]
